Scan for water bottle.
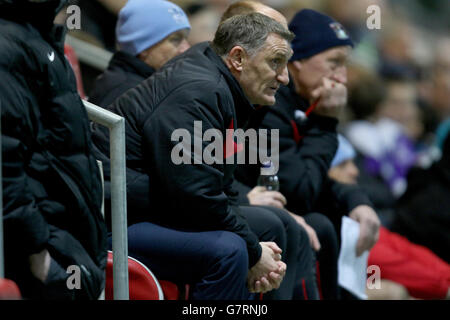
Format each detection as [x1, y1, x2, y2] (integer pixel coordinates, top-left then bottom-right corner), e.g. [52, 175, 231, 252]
[257, 161, 279, 191]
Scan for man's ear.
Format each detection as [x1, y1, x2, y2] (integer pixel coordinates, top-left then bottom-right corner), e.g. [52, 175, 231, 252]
[226, 46, 245, 73]
[289, 60, 302, 72]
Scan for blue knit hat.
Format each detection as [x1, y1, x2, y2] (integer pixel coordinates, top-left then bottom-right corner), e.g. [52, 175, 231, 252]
[289, 9, 354, 61]
[116, 0, 190, 56]
[331, 134, 356, 168]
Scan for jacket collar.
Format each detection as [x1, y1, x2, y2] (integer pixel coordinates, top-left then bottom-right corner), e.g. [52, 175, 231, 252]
[109, 51, 156, 79]
[204, 43, 255, 129]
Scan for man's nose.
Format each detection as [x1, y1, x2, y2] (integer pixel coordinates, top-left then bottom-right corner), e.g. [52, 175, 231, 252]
[277, 66, 289, 86]
[332, 66, 347, 84]
[178, 39, 190, 54]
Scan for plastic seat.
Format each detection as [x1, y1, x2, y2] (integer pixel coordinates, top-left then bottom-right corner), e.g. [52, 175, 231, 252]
[0, 278, 21, 300]
[64, 44, 86, 99]
[105, 251, 182, 300]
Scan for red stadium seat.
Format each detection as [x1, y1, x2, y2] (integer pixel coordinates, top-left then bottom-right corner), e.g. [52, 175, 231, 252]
[105, 251, 183, 300]
[0, 278, 21, 300]
[64, 44, 86, 99]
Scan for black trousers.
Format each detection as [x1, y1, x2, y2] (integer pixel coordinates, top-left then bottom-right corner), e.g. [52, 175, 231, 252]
[242, 205, 319, 300]
[304, 212, 340, 300]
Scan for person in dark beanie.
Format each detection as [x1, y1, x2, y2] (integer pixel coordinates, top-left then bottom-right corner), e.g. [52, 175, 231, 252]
[235, 9, 380, 299]
[0, 0, 107, 299]
[89, 0, 191, 108]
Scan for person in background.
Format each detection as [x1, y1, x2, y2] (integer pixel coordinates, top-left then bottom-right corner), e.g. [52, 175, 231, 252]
[89, 0, 191, 108]
[234, 8, 380, 299]
[219, 0, 321, 300]
[330, 135, 450, 300]
[185, 2, 220, 45]
[390, 119, 450, 265]
[75, 0, 127, 51]
[0, 0, 107, 299]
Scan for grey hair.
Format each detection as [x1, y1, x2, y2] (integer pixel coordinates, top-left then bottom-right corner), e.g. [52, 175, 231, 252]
[211, 12, 294, 58]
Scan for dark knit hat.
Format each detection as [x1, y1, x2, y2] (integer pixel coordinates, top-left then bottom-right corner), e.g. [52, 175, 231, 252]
[289, 9, 354, 61]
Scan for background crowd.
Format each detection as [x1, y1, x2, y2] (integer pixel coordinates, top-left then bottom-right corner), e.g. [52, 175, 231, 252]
[1, 0, 449, 300]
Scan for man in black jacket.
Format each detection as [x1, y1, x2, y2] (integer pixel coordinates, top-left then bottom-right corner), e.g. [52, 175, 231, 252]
[0, 0, 107, 299]
[88, 0, 191, 108]
[93, 13, 296, 298]
[234, 9, 381, 299]
[93, 1, 319, 299]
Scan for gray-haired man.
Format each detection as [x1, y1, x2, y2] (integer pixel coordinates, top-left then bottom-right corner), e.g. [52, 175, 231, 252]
[92, 13, 295, 298]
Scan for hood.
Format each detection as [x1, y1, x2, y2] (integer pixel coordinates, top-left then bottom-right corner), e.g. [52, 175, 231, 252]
[0, 0, 68, 29]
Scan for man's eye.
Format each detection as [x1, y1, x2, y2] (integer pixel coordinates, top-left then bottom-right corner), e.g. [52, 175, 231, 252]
[170, 36, 183, 45]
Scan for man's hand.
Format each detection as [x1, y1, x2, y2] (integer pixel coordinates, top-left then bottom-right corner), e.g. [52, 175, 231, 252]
[310, 77, 347, 119]
[29, 249, 51, 283]
[288, 212, 321, 251]
[247, 242, 286, 293]
[349, 205, 381, 256]
[247, 186, 287, 209]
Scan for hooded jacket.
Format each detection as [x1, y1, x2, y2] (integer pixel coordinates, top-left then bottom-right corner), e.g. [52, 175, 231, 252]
[92, 42, 262, 266]
[0, 0, 107, 299]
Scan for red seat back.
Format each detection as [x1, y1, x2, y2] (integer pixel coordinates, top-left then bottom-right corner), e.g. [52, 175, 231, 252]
[0, 278, 21, 300]
[105, 251, 164, 300]
[64, 44, 86, 99]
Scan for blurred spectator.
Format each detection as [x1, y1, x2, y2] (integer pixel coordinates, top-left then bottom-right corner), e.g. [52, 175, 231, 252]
[185, 2, 220, 45]
[330, 135, 450, 300]
[235, 8, 381, 300]
[376, 78, 423, 142]
[0, 0, 107, 299]
[75, 0, 127, 51]
[391, 122, 450, 265]
[429, 38, 450, 122]
[88, 0, 190, 108]
[345, 68, 423, 226]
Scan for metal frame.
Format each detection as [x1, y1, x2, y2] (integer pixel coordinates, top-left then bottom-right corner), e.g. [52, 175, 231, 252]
[65, 35, 112, 71]
[83, 100, 129, 300]
[0, 90, 128, 301]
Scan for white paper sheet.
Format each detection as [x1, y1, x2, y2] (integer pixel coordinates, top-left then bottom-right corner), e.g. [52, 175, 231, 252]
[338, 216, 369, 300]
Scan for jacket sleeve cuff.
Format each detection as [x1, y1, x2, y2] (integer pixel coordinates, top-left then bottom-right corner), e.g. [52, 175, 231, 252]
[248, 241, 262, 268]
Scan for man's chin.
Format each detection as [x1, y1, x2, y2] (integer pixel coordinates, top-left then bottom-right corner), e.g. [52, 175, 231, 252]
[255, 95, 276, 106]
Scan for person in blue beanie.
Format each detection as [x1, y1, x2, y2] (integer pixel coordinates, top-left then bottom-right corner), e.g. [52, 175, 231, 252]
[89, 0, 191, 108]
[235, 9, 381, 299]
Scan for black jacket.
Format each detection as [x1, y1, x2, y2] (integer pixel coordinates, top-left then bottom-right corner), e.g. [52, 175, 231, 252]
[88, 51, 155, 108]
[92, 42, 262, 266]
[392, 135, 450, 263]
[0, 0, 107, 299]
[235, 79, 372, 225]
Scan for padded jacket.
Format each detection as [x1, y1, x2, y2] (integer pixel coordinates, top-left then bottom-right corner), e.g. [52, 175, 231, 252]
[0, 0, 107, 299]
[92, 42, 262, 266]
